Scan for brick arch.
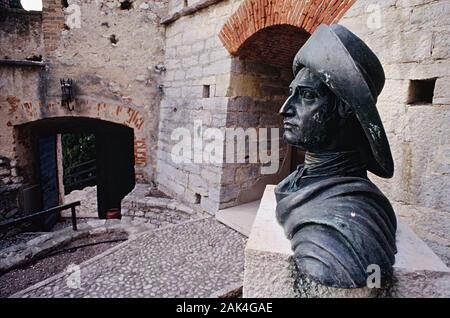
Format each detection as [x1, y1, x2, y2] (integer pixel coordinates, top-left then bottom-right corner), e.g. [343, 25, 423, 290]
[236, 24, 310, 68]
[219, 0, 356, 55]
[5, 96, 149, 180]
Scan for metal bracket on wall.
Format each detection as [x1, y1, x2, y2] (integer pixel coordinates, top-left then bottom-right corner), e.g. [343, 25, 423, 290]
[154, 64, 167, 73]
[60, 78, 74, 111]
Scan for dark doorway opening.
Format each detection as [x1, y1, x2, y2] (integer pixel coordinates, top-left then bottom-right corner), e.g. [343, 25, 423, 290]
[16, 117, 135, 227]
[95, 126, 135, 219]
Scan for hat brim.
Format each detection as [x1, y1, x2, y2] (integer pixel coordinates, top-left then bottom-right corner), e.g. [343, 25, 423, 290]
[293, 24, 394, 178]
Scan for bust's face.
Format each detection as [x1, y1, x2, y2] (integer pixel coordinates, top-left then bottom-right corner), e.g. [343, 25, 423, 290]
[280, 67, 339, 151]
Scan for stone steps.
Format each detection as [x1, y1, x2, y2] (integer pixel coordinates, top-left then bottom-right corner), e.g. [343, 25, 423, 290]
[121, 184, 203, 228]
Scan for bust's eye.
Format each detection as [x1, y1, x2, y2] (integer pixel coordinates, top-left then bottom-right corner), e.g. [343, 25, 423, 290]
[289, 87, 294, 95]
[301, 90, 317, 100]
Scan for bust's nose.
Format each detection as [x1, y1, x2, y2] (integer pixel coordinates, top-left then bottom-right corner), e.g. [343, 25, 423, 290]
[279, 94, 295, 117]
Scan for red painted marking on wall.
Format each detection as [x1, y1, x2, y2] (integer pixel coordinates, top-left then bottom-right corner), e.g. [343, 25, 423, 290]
[116, 105, 123, 116]
[6, 96, 20, 113]
[22, 102, 33, 117]
[134, 138, 147, 166]
[126, 108, 144, 130]
[97, 103, 107, 116]
[77, 98, 88, 107]
[8, 99, 146, 134]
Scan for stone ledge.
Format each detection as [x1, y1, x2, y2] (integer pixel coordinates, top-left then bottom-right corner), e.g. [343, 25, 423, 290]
[121, 183, 206, 227]
[243, 185, 450, 298]
[161, 0, 224, 25]
[216, 200, 260, 237]
[0, 219, 153, 274]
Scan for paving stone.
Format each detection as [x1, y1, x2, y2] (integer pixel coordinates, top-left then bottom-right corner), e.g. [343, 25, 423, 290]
[12, 218, 246, 298]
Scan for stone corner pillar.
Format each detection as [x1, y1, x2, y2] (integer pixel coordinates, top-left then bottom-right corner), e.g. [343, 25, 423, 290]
[243, 185, 450, 298]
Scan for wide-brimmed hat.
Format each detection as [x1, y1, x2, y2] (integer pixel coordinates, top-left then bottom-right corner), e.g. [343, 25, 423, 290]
[293, 24, 393, 178]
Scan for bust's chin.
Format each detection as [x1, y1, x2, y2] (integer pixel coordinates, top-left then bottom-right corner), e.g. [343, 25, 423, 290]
[283, 134, 316, 152]
[283, 132, 304, 149]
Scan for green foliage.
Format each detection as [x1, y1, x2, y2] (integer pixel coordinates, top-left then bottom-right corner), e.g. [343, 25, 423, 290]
[62, 133, 96, 188]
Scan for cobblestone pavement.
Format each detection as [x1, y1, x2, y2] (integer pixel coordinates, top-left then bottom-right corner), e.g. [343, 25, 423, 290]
[12, 218, 246, 298]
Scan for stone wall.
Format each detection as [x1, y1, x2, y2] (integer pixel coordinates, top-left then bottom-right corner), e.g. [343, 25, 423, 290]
[158, 0, 301, 212]
[41, 0, 168, 182]
[0, 6, 45, 201]
[168, 0, 186, 14]
[0, 0, 23, 9]
[0, 0, 168, 228]
[0, 63, 44, 226]
[0, 7, 43, 228]
[0, 7, 43, 60]
[1, 0, 167, 187]
[339, 0, 450, 265]
[42, 0, 64, 57]
[0, 156, 22, 225]
[157, 0, 244, 213]
[157, 0, 355, 213]
[121, 184, 206, 228]
[219, 58, 291, 209]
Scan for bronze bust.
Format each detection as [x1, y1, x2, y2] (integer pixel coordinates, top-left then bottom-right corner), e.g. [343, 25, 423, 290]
[275, 24, 397, 288]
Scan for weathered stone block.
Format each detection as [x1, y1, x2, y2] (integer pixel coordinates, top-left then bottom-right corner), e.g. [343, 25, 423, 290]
[432, 30, 450, 60]
[185, 66, 203, 79]
[433, 77, 450, 104]
[200, 195, 220, 214]
[177, 44, 192, 56]
[410, 1, 450, 27]
[203, 59, 232, 76]
[191, 41, 205, 53]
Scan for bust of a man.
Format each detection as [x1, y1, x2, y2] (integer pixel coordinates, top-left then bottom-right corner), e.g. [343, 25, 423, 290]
[275, 24, 397, 289]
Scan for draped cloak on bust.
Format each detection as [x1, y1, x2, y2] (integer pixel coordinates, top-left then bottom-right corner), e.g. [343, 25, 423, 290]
[275, 152, 397, 288]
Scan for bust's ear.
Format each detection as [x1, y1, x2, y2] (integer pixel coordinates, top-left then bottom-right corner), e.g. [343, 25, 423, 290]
[337, 99, 354, 119]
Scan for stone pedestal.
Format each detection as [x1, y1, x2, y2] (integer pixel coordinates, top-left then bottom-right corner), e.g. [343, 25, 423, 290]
[243, 185, 450, 298]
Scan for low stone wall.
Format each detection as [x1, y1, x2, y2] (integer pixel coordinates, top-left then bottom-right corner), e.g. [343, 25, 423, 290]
[243, 186, 450, 298]
[0, 156, 24, 238]
[0, 218, 153, 274]
[121, 184, 207, 228]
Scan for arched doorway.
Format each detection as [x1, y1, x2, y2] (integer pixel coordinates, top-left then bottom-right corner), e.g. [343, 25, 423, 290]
[15, 117, 135, 228]
[220, 24, 309, 208]
[219, 0, 356, 55]
[218, 0, 356, 209]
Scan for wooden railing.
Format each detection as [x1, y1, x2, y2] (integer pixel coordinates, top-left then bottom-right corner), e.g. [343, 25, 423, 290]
[0, 201, 81, 233]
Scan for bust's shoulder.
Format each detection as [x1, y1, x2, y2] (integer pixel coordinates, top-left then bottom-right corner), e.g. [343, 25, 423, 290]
[275, 175, 397, 236]
[275, 165, 305, 193]
[276, 175, 389, 206]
